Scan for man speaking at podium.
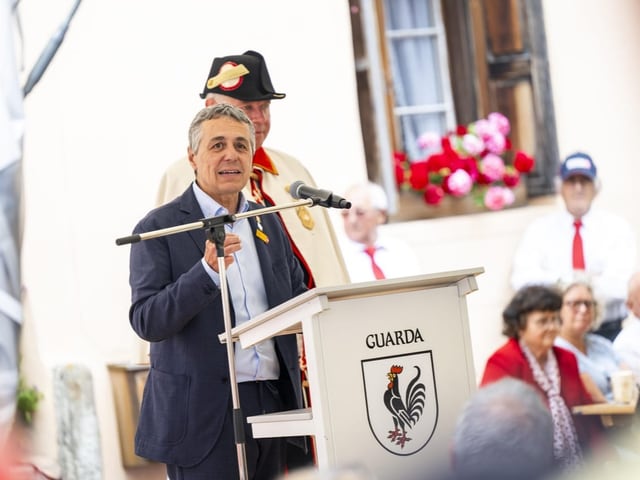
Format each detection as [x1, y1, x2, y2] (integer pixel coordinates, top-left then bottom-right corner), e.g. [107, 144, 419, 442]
[128, 104, 308, 479]
[156, 50, 349, 289]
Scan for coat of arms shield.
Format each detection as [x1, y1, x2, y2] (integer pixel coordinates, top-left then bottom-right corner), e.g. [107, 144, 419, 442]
[361, 350, 439, 456]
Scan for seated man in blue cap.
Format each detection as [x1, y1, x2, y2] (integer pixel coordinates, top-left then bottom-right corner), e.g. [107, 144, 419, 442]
[511, 152, 637, 341]
[156, 50, 349, 290]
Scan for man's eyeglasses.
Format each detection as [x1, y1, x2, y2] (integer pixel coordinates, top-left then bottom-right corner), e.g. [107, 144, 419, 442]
[564, 300, 596, 310]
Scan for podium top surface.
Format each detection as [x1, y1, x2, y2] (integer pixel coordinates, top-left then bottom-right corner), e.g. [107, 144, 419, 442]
[219, 267, 484, 344]
[313, 266, 484, 299]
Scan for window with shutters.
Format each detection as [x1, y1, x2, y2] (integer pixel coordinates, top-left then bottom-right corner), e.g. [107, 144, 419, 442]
[349, 0, 558, 220]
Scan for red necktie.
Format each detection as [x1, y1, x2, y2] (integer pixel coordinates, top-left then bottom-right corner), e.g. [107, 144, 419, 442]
[572, 219, 585, 270]
[364, 246, 386, 280]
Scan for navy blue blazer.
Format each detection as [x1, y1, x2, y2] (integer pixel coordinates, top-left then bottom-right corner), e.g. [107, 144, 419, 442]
[128, 187, 307, 466]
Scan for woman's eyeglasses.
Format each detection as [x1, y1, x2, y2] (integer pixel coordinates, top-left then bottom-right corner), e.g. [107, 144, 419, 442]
[564, 300, 596, 310]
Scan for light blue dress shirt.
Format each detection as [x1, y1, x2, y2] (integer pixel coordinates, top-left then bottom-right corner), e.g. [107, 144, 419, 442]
[555, 333, 622, 400]
[193, 183, 279, 382]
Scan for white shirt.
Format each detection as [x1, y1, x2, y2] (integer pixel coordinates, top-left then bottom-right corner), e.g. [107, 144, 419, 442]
[511, 208, 636, 321]
[613, 316, 640, 384]
[193, 183, 279, 382]
[339, 235, 423, 283]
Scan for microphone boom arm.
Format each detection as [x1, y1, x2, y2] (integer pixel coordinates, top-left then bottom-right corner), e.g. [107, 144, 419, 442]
[115, 198, 314, 246]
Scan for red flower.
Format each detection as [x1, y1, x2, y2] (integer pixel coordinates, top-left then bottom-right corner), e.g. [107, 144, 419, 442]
[424, 184, 445, 205]
[459, 156, 480, 181]
[504, 137, 512, 151]
[513, 151, 535, 173]
[393, 151, 407, 188]
[394, 112, 534, 212]
[476, 172, 494, 186]
[408, 161, 429, 190]
[503, 168, 521, 187]
[455, 125, 468, 136]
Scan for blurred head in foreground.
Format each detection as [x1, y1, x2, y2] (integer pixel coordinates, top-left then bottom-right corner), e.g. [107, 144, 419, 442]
[452, 377, 555, 480]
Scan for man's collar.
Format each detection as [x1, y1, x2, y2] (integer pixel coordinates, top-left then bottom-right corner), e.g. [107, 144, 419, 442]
[192, 181, 249, 217]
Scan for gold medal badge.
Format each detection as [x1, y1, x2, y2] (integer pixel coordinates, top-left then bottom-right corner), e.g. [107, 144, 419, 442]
[284, 185, 315, 230]
[256, 229, 269, 244]
[296, 206, 315, 230]
[255, 216, 269, 243]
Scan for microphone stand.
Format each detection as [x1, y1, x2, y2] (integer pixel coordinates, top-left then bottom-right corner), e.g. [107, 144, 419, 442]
[116, 199, 313, 246]
[116, 198, 315, 480]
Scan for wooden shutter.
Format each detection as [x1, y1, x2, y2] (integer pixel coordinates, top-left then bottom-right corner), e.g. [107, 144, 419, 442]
[446, 0, 558, 196]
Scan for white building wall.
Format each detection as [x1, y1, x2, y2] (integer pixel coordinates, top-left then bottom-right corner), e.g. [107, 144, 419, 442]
[15, 1, 640, 478]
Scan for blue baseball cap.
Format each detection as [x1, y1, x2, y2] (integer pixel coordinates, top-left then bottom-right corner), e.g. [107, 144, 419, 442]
[560, 152, 597, 181]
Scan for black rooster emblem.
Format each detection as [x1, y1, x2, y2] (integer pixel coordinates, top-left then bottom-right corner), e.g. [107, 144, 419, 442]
[383, 365, 426, 448]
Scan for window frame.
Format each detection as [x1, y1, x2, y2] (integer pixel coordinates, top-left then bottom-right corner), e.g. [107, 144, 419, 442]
[349, 0, 559, 219]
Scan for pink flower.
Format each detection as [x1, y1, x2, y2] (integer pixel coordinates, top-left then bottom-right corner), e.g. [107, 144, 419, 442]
[480, 154, 505, 182]
[446, 169, 473, 197]
[417, 131, 441, 151]
[484, 186, 515, 211]
[470, 119, 495, 139]
[484, 132, 506, 155]
[401, 112, 533, 212]
[487, 112, 510, 136]
[462, 134, 484, 156]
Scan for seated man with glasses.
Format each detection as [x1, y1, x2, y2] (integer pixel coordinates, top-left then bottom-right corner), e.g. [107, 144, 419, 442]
[511, 152, 637, 341]
[555, 282, 629, 402]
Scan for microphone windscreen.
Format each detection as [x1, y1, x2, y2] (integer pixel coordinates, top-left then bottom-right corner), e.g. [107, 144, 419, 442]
[289, 181, 305, 199]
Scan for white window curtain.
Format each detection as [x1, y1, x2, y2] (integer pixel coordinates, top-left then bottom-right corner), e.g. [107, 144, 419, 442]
[383, 0, 454, 161]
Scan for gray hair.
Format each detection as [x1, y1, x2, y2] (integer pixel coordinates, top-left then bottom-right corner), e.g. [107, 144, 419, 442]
[560, 280, 603, 331]
[452, 378, 555, 480]
[188, 103, 255, 154]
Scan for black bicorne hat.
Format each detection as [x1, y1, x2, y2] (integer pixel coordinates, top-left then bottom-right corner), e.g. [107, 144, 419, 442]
[199, 50, 286, 101]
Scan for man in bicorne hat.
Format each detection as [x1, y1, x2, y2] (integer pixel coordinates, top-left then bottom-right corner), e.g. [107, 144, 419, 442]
[156, 50, 349, 289]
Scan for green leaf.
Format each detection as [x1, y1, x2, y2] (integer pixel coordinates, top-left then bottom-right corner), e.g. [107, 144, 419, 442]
[16, 378, 43, 424]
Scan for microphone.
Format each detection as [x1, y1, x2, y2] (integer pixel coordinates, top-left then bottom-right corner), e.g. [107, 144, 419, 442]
[289, 181, 352, 209]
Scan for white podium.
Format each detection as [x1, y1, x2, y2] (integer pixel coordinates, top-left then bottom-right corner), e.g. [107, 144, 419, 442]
[221, 267, 483, 480]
